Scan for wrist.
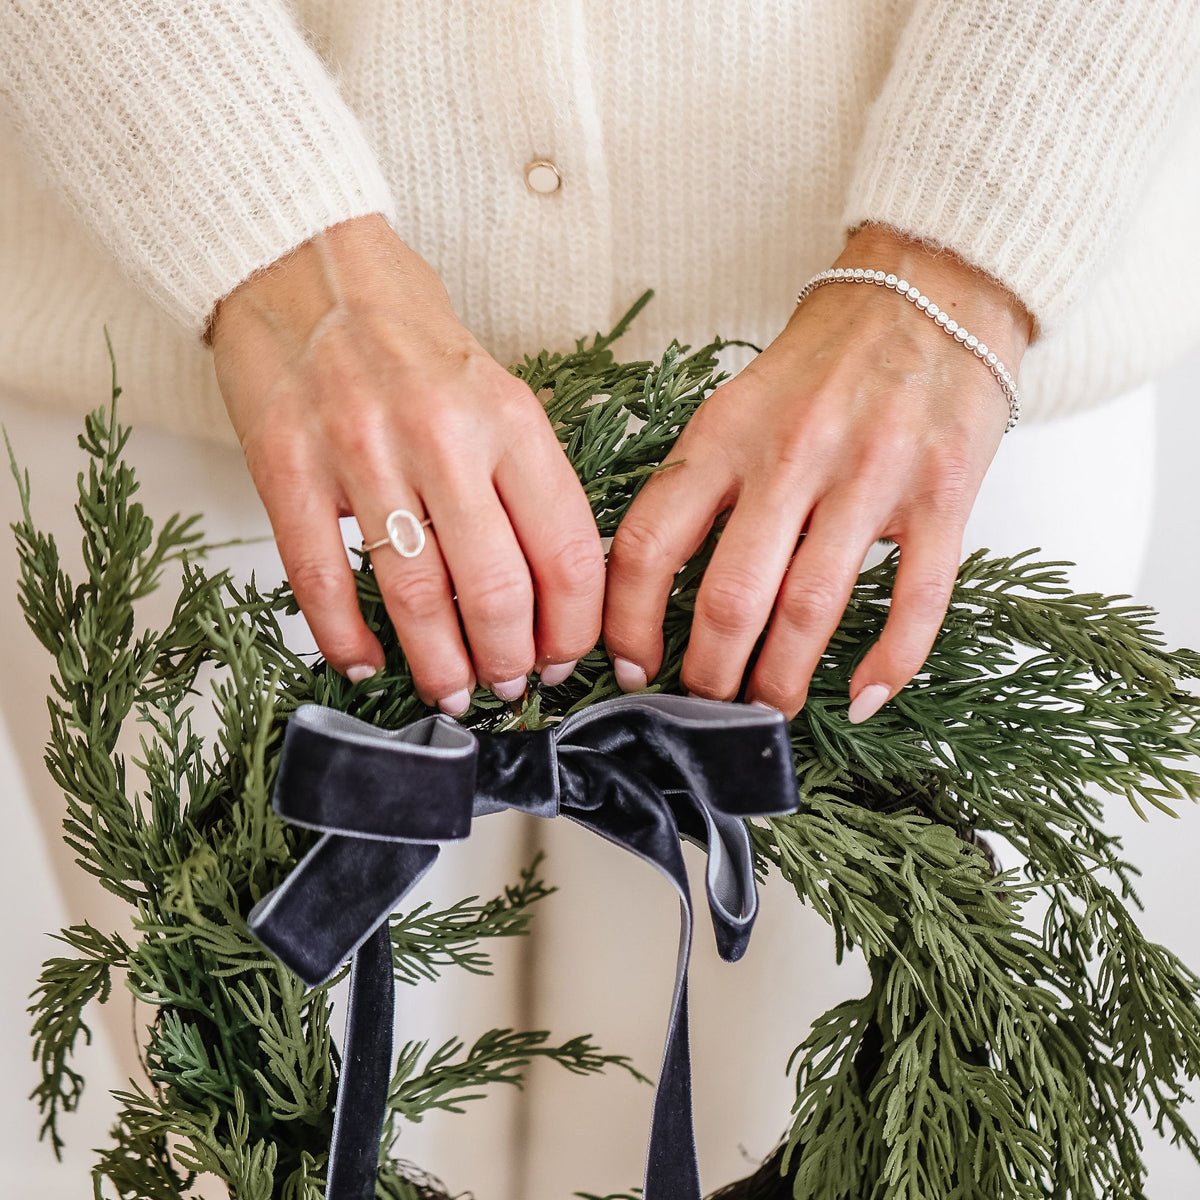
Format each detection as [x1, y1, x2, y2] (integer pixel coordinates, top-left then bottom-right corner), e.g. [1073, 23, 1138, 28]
[837, 222, 1036, 357]
[205, 213, 415, 351]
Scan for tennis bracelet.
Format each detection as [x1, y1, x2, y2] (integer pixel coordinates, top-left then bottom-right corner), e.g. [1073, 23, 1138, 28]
[795, 267, 1022, 433]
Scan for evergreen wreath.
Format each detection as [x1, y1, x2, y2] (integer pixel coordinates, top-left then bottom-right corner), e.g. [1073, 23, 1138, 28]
[8, 290, 1200, 1200]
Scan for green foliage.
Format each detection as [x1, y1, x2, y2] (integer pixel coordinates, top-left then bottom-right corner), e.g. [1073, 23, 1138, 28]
[388, 1029, 649, 1126]
[6, 322, 651, 1198]
[752, 548, 1200, 1199]
[8, 294, 1200, 1199]
[389, 855, 554, 984]
[28, 923, 131, 1155]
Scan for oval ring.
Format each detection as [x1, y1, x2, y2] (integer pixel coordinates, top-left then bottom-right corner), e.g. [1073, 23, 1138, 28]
[360, 508, 434, 558]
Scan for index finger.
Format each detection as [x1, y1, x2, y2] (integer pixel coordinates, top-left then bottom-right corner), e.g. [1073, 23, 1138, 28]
[602, 453, 736, 687]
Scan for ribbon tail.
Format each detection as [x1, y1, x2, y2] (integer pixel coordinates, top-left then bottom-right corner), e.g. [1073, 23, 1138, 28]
[564, 771, 704, 1200]
[644, 940, 701, 1200]
[327, 923, 395, 1200]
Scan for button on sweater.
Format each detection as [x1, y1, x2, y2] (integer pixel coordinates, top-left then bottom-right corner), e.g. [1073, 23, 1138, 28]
[1, 0, 1198, 444]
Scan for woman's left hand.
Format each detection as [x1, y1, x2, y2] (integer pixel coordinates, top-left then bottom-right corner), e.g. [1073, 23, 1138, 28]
[601, 223, 1035, 721]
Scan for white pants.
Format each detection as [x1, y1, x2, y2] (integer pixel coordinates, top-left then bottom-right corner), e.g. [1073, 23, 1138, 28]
[0, 378, 1166, 1197]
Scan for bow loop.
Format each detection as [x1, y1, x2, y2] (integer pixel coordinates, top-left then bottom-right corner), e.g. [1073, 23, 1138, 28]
[554, 694, 798, 819]
[248, 692, 799, 1200]
[273, 706, 477, 841]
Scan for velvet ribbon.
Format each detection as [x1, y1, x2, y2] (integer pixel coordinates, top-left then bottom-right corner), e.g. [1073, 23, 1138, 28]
[247, 692, 800, 1200]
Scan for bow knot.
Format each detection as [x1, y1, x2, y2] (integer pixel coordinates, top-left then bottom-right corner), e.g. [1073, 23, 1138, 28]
[248, 693, 799, 1200]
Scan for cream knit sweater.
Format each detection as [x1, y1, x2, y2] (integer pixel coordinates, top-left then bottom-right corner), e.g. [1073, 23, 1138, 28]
[1, 1, 1199, 446]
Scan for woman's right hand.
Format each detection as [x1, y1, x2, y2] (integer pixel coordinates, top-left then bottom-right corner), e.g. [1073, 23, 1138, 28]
[209, 214, 604, 714]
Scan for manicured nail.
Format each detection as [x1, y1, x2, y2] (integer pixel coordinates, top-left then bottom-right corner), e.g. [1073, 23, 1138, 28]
[538, 659, 577, 688]
[346, 663, 380, 684]
[437, 688, 471, 717]
[491, 675, 527, 702]
[848, 683, 891, 724]
[613, 657, 647, 692]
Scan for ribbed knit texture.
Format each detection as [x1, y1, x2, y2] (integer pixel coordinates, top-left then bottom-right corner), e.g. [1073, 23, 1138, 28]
[0, 0, 1198, 442]
[840, 1, 1200, 340]
[0, 0, 397, 339]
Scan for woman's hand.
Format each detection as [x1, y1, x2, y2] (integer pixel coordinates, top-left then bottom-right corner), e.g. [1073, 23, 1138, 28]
[602, 223, 1035, 721]
[210, 214, 604, 713]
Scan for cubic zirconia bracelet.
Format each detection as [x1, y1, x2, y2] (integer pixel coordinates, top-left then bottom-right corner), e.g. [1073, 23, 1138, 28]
[795, 268, 1022, 433]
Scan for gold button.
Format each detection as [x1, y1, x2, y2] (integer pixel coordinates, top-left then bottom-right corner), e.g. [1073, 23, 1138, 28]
[524, 158, 562, 194]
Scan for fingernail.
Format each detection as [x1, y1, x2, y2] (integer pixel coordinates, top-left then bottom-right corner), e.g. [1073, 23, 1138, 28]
[437, 688, 472, 717]
[613, 657, 647, 692]
[538, 659, 577, 688]
[749, 699, 778, 710]
[848, 683, 891, 724]
[491, 675, 527, 702]
[346, 663, 380, 683]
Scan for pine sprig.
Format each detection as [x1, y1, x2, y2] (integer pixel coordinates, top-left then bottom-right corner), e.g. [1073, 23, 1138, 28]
[389, 853, 554, 984]
[388, 1028, 648, 1124]
[8, 293, 1200, 1199]
[29, 923, 132, 1156]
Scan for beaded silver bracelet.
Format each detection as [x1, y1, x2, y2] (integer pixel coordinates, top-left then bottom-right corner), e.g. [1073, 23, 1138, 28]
[795, 267, 1022, 433]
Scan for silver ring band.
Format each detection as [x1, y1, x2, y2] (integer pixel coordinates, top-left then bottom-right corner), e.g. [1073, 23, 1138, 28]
[361, 508, 434, 558]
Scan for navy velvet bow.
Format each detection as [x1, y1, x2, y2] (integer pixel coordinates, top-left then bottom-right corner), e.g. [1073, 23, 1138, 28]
[247, 692, 800, 1200]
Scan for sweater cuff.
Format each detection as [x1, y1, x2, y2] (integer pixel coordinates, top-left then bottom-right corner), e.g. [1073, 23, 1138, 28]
[839, 1, 1200, 340]
[0, 0, 398, 343]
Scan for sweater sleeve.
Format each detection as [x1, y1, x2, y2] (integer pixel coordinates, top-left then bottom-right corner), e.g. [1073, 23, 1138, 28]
[0, 0, 398, 343]
[839, 1, 1200, 341]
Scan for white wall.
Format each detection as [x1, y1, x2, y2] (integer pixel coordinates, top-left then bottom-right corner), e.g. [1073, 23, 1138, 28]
[1109, 348, 1200, 1194]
